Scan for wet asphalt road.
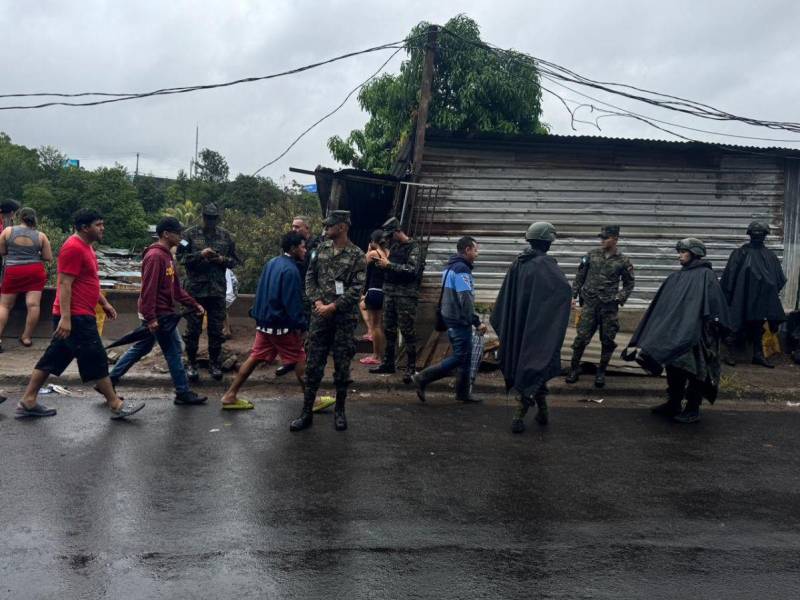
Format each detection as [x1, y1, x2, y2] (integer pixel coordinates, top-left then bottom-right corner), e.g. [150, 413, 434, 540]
[1, 386, 800, 599]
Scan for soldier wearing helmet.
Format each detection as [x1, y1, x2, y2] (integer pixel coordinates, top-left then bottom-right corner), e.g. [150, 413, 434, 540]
[720, 221, 786, 368]
[490, 222, 572, 433]
[624, 237, 731, 424]
[566, 225, 635, 388]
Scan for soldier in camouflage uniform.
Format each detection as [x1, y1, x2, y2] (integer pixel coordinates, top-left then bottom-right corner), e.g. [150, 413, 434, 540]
[369, 217, 423, 384]
[290, 210, 366, 432]
[566, 225, 635, 388]
[177, 203, 240, 381]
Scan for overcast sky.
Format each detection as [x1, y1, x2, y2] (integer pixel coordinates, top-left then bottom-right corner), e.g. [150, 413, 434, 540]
[2, 0, 799, 184]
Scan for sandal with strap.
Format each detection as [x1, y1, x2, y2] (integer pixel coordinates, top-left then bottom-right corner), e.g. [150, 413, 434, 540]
[15, 402, 57, 418]
[221, 398, 255, 410]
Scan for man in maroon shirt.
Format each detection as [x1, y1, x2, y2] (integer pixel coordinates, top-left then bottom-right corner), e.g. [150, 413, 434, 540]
[108, 217, 207, 405]
[16, 209, 145, 419]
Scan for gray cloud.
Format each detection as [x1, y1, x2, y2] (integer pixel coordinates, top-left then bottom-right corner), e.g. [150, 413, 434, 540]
[2, 0, 799, 183]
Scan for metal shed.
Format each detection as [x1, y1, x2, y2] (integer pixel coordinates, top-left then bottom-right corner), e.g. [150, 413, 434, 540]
[412, 131, 800, 310]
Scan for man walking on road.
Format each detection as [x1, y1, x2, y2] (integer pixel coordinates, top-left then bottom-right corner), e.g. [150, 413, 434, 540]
[15, 209, 144, 420]
[177, 202, 240, 382]
[369, 217, 422, 384]
[566, 225, 635, 388]
[491, 222, 572, 433]
[412, 236, 485, 403]
[222, 231, 308, 410]
[107, 217, 207, 406]
[290, 210, 365, 432]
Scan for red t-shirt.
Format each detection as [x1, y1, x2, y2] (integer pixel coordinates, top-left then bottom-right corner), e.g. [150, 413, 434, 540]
[53, 234, 101, 317]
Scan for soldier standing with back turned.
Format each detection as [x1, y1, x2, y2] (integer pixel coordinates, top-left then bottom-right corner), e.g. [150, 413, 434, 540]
[177, 203, 240, 381]
[566, 225, 635, 388]
[369, 217, 422, 384]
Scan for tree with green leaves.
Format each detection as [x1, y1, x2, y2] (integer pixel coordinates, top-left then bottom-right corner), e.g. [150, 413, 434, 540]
[328, 14, 546, 173]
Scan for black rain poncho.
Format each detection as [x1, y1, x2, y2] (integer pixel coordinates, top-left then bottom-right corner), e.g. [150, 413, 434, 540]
[626, 259, 731, 401]
[490, 248, 572, 397]
[720, 242, 786, 333]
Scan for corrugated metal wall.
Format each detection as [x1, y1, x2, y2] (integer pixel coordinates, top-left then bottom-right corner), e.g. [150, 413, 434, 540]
[416, 134, 793, 308]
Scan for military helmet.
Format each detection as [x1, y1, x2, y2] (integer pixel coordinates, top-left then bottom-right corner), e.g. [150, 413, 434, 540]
[202, 202, 220, 217]
[675, 237, 707, 257]
[525, 221, 557, 242]
[746, 220, 770, 236]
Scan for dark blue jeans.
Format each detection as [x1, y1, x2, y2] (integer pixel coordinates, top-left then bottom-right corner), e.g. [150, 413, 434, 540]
[109, 323, 189, 394]
[440, 326, 473, 374]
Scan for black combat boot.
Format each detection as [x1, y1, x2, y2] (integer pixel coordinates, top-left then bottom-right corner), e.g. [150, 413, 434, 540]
[534, 390, 549, 426]
[565, 352, 582, 384]
[673, 392, 701, 424]
[750, 324, 774, 368]
[333, 389, 348, 431]
[402, 350, 417, 384]
[411, 362, 448, 402]
[289, 391, 316, 431]
[455, 366, 480, 403]
[511, 398, 529, 433]
[595, 354, 611, 389]
[651, 381, 683, 417]
[369, 344, 396, 374]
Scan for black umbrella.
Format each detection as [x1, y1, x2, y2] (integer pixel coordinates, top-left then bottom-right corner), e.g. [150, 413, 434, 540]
[105, 313, 183, 350]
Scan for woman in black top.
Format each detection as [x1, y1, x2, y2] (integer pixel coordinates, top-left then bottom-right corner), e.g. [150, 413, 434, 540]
[359, 230, 388, 365]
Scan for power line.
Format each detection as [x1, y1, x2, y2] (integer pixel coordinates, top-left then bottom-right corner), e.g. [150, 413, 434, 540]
[0, 36, 424, 111]
[251, 47, 403, 176]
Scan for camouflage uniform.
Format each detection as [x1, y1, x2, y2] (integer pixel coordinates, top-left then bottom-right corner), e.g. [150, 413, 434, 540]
[372, 217, 423, 379]
[303, 230, 366, 398]
[569, 227, 635, 377]
[177, 204, 240, 369]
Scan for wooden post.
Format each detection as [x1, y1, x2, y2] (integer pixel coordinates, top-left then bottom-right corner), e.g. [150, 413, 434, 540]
[411, 25, 438, 176]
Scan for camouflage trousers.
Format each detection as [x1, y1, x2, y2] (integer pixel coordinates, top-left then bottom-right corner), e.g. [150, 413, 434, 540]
[571, 300, 620, 365]
[183, 296, 226, 366]
[514, 384, 548, 420]
[304, 313, 357, 396]
[383, 293, 418, 363]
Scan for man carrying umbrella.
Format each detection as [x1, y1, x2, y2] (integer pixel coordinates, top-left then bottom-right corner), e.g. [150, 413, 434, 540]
[107, 217, 207, 405]
[490, 222, 572, 433]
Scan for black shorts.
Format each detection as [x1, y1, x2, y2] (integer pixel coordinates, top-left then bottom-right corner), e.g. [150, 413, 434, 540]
[364, 288, 384, 311]
[35, 315, 109, 382]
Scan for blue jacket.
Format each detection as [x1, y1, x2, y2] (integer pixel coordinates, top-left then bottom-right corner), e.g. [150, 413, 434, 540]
[250, 254, 307, 331]
[440, 254, 480, 329]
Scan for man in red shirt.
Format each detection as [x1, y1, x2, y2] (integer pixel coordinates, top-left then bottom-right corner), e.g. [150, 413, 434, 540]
[16, 209, 145, 420]
[108, 217, 207, 405]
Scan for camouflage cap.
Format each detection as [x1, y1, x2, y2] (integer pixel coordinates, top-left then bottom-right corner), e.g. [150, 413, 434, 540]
[525, 221, 557, 242]
[675, 237, 707, 257]
[323, 210, 351, 227]
[202, 202, 220, 217]
[746, 220, 770, 236]
[382, 216, 401, 234]
[598, 225, 620, 238]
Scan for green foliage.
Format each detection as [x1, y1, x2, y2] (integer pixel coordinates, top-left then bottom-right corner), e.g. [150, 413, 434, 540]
[162, 199, 202, 228]
[221, 174, 285, 215]
[0, 133, 40, 200]
[221, 190, 321, 293]
[328, 14, 546, 172]
[37, 216, 69, 286]
[135, 175, 168, 214]
[195, 148, 229, 184]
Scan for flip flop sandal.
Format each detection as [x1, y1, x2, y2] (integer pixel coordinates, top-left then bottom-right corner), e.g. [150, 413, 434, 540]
[221, 399, 255, 410]
[15, 402, 57, 418]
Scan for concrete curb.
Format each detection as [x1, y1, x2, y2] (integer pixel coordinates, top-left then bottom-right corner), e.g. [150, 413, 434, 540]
[1, 371, 795, 404]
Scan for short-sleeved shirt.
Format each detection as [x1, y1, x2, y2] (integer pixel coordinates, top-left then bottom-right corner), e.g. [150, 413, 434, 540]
[53, 235, 100, 317]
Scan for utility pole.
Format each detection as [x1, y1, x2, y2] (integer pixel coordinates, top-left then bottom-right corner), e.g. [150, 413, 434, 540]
[194, 124, 199, 178]
[411, 25, 438, 176]
[134, 152, 139, 178]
